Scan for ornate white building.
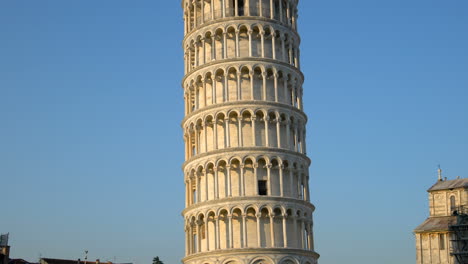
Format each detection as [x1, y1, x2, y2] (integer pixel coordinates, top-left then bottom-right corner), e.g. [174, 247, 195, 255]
[181, 1, 319, 264]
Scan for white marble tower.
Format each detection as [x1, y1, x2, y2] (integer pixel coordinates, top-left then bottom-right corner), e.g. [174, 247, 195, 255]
[181, 1, 319, 264]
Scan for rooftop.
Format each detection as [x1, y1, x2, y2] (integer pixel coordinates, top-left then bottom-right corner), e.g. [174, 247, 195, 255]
[428, 178, 468, 192]
[414, 216, 458, 233]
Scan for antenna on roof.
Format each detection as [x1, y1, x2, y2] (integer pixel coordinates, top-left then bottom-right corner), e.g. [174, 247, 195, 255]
[438, 165, 443, 181]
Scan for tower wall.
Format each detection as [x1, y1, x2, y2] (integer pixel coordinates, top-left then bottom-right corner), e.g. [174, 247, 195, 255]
[181, 1, 318, 264]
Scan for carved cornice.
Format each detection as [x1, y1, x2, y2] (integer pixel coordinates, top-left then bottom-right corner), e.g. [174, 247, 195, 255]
[181, 101, 308, 126]
[182, 58, 304, 86]
[182, 17, 300, 45]
[182, 147, 311, 170]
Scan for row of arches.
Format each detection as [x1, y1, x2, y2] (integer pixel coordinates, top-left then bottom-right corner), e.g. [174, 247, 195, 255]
[184, 110, 306, 159]
[183, 0, 298, 34]
[186, 256, 316, 264]
[184, 156, 310, 206]
[184, 66, 303, 115]
[184, 24, 300, 73]
[185, 206, 314, 254]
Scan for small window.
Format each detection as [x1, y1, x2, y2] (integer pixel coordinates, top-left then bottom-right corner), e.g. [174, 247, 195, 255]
[439, 234, 445, 250]
[258, 180, 267, 195]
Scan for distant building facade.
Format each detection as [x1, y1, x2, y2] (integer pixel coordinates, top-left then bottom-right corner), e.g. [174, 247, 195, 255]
[0, 234, 10, 264]
[414, 171, 468, 264]
[40, 258, 131, 264]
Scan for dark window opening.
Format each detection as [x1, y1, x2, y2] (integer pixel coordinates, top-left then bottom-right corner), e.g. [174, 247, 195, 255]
[238, 0, 245, 16]
[258, 180, 267, 195]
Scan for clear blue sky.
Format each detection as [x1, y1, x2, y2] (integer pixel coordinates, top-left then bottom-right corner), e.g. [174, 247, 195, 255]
[1, 1, 467, 264]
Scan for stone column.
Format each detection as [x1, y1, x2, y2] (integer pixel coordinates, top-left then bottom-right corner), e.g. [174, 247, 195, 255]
[196, 173, 201, 203]
[226, 165, 232, 197]
[285, 120, 291, 150]
[240, 164, 245, 196]
[282, 214, 288, 247]
[234, 0, 239, 17]
[212, 35, 216, 61]
[279, 164, 284, 197]
[262, 72, 267, 100]
[223, 32, 228, 59]
[202, 78, 207, 107]
[253, 163, 259, 195]
[211, 0, 215, 19]
[213, 118, 218, 149]
[202, 38, 206, 64]
[272, 32, 277, 60]
[289, 169, 294, 198]
[270, 214, 275, 247]
[242, 214, 247, 247]
[213, 75, 217, 104]
[225, 117, 230, 148]
[196, 220, 201, 252]
[236, 72, 241, 100]
[228, 215, 234, 248]
[204, 169, 208, 201]
[266, 163, 272, 195]
[205, 219, 210, 251]
[276, 118, 281, 148]
[270, 0, 274, 19]
[256, 213, 262, 247]
[214, 166, 219, 199]
[224, 73, 228, 102]
[203, 122, 208, 152]
[251, 116, 257, 146]
[300, 219, 305, 249]
[249, 73, 254, 99]
[260, 30, 265, 58]
[238, 117, 243, 147]
[293, 215, 298, 248]
[273, 72, 279, 102]
[222, 0, 226, 17]
[193, 0, 198, 27]
[215, 216, 220, 249]
[248, 30, 253, 57]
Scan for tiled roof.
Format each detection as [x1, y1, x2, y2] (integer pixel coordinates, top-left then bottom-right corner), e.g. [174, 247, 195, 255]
[414, 216, 457, 232]
[9, 259, 37, 264]
[428, 178, 468, 192]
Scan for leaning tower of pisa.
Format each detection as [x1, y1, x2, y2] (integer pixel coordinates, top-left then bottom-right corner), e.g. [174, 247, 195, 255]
[181, 1, 319, 264]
